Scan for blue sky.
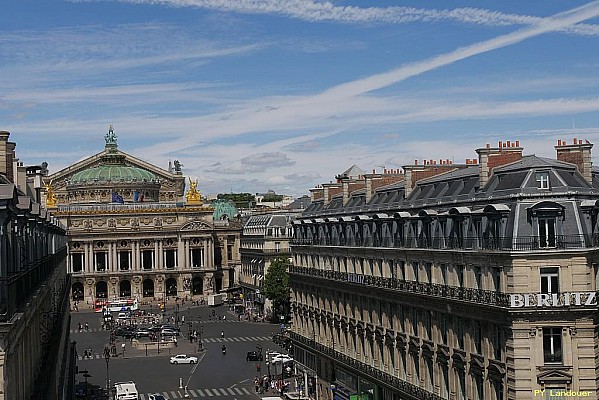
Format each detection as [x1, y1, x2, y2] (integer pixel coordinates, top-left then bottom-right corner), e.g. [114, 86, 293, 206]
[3, 1, 599, 196]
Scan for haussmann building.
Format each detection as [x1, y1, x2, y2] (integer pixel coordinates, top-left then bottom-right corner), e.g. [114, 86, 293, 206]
[289, 138, 599, 400]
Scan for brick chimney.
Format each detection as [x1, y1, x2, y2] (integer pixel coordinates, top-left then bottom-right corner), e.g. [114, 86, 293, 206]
[310, 185, 324, 202]
[476, 140, 523, 188]
[0, 131, 16, 183]
[364, 169, 404, 203]
[402, 160, 463, 197]
[322, 182, 343, 206]
[555, 138, 593, 184]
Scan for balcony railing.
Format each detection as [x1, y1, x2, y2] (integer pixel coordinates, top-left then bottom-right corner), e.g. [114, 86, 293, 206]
[291, 234, 598, 252]
[290, 331, 443, 400]
[0, 247, 67, 322]
[289, 266, 510, 307]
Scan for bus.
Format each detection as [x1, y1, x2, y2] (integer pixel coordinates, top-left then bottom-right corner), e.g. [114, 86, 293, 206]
[94, 298, 139, 313]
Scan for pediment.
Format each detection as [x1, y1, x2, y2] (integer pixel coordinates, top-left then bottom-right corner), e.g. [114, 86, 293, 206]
[180, 220, 213, 231]
[537, 367, 573, 384]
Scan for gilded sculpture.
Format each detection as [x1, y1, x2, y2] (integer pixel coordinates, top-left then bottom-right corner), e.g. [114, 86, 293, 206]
[185, 177, 202, 204]
[45, 181, 57, 208]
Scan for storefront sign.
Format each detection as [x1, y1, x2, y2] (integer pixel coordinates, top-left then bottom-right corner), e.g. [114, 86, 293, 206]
[509, 292, 598, 308]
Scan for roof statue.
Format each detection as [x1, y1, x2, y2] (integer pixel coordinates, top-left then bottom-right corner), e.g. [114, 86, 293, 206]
[104, 125, 118, 148]
[173, 160, 183, 173]
[45, 181, 57, 208]
[185, 177, 202, 204]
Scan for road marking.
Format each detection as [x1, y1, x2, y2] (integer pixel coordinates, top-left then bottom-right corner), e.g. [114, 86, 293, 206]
[218, 388, 228, 395]
[171, 390, 178, 398]
[139, 395, 145, 400]
[226, 388, 237, 395]
[206, 388, 214, 396]
[189, 389, 197, 397]
[196, 389, 205, 396]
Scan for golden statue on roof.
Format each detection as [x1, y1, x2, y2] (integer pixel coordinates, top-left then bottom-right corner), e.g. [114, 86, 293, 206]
[185, 177, 202, 204]
[45, 181, 57, 208]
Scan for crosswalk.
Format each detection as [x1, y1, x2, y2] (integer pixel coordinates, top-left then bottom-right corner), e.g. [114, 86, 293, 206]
[201, 336, 271, 343]
[70, 319, 245, 334]
[139, 387, 252, 399]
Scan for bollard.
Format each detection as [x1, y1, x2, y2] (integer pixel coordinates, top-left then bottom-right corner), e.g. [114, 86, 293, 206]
[179, 377, 183, 389]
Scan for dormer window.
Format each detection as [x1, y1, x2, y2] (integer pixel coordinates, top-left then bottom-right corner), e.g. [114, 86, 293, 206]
[536, 171, 550, 189]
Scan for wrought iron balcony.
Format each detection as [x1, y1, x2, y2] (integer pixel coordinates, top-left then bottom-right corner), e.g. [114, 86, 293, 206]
[290, 331, 443, 400]
[0, 247, 67, 322]
[291, 234, 598, 252]
[289, 265, 510, 307]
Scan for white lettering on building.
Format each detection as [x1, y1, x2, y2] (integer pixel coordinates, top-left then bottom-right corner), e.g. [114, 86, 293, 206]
[509, 292, 599, 308]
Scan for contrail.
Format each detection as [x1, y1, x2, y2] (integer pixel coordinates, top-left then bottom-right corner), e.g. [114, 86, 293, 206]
[320, 1, 599, 99]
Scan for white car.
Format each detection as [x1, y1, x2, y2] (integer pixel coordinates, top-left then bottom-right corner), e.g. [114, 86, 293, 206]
[169, 354, 198, 364]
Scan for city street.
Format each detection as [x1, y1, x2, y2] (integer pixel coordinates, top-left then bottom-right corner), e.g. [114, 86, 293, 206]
[71, 302, 286, 399]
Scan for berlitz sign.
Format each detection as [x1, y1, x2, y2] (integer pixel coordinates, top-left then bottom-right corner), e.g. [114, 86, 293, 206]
[510, 292, 598, 308]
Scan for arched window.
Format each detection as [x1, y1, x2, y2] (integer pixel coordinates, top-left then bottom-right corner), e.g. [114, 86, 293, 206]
[166, 278, 177, 297]
[95, 281, 108, 299]
[119, 280, 131, 298]
[142, 279, 154, 298]
[72, 282, 84, 300]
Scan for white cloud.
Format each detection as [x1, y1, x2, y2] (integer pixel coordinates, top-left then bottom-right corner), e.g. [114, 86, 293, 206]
[79, 0, 599, 36]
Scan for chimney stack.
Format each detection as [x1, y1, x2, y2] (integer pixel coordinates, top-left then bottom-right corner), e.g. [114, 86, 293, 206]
[0, 131, 15, 183]
[476, 140, 523, 188]
[555, 138, 593, 184]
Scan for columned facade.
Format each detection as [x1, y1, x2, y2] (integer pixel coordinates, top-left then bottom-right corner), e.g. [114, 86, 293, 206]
[46, 127, 242, 306]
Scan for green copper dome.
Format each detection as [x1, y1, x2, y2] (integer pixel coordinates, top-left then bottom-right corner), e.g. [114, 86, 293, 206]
[212, 199, 238, 221]
[71, 165, 157, 184]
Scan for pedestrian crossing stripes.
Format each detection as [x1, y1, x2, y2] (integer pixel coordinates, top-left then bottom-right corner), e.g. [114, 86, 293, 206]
[201, 336, 271, 343]
[138, 387, 252, 399]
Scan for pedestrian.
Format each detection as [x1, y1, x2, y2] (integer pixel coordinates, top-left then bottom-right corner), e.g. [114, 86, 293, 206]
[85, 323, 89, 331]
[174, 337, 177, 347]
[121, 343, 126, 356]
[221, 330, 224, 339]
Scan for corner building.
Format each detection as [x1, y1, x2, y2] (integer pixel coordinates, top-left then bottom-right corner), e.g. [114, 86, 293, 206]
[46, 127, 241, 304]
[290, 139, 599, 400]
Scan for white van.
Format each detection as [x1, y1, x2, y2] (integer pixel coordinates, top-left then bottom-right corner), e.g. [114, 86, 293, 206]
[114, 381, 139, 400]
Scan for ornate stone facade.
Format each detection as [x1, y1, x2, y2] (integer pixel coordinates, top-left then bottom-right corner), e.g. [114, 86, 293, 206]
[290, 139, 599, 400]
[46, 127, 242, 305]
[0, 131, 70, 399]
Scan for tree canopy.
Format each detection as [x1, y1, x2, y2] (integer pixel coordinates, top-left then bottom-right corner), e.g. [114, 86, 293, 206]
[216, 193, 255, 209]
[262, 193, 284, 202]
[262, 257, 290, 306]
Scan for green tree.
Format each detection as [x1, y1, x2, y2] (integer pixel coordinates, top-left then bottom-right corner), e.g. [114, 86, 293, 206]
[262, 193, 284, 202]
[217, 192, 255, 209]
[262, 257, 290, 322]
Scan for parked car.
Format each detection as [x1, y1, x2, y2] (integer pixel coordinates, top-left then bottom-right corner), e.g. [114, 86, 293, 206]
[161, 329, 178, 337]
[169, 354, 198, 364]
[149, 394, 166, 400]
[160, 324, 180, 332]
[246, 351, 263, 361]
[114, 326, 135, 337]
[135, 328, 151, 338]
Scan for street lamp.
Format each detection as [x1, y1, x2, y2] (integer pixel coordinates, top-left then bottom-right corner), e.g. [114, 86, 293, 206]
[103, 345, 111, 394]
